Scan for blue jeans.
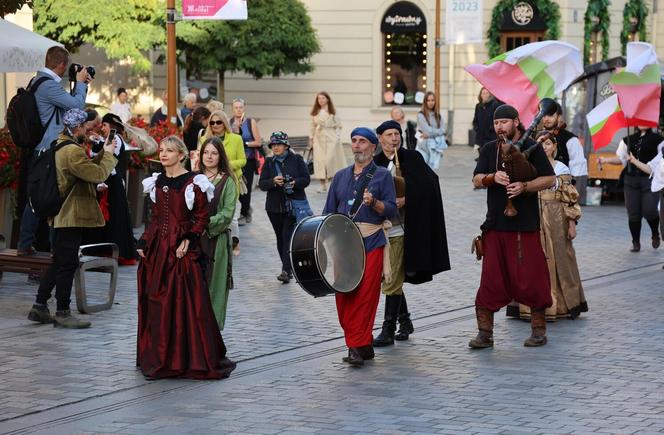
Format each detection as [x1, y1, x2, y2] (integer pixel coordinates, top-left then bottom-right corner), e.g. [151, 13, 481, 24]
[18, 204, 40, 250]
[18, 150, 43, 250]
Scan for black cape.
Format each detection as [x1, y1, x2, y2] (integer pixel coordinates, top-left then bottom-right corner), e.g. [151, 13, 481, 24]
[375, 147, 451, 284]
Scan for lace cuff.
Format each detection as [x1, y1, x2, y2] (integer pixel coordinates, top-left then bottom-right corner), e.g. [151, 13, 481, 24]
[142, 172, 160, 203]
[184, 174, 215, 210]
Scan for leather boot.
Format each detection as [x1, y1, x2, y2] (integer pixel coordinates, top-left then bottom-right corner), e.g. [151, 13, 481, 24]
[372, 295, 400, 347]
[342, 347, 364, 367]
[395, 294, 414, 341]
[468, 306, 494, 349]
[524, 308, 547, 347]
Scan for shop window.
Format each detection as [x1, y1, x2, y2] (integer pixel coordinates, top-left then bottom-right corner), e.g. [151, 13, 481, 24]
[381, 1, 427, 106]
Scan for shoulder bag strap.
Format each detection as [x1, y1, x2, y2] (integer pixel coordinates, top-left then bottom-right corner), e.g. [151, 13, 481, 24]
[349, 163, 377, 216]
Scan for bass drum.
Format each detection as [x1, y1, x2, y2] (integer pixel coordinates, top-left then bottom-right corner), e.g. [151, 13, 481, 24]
[289, 213, 365, 297]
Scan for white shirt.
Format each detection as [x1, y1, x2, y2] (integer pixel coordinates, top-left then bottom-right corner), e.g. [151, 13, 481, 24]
[386, 159, 405, 238]
[565, 137, 588, 177]
[39, 67, 62, 83]
[110, 102, 132, 123]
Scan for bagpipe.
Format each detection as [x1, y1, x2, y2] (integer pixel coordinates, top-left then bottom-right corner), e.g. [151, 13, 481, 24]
[499, 98, 557, 217]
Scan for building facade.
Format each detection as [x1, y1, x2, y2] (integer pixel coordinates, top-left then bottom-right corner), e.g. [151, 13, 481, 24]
[6, 1, 663, 145]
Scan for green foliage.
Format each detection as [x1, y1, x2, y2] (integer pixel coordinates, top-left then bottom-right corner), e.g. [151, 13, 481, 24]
[487, 0, 560, 58]
[32, 0, 164, 72]
[621, 0, 648, 55]
[0, 0, 32, 17]
[583, 0, 611, 65]
[177, 0, 320, 79]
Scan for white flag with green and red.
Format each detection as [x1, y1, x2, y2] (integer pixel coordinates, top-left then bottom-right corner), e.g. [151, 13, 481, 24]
[609, 42, 661, 127]
[464, 41, 583, 126]
[586, 95, 628, 151]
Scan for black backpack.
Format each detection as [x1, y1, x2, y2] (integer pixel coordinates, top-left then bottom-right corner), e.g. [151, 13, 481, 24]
[6, 76, 56, 149]
[28, 139, 76, 218]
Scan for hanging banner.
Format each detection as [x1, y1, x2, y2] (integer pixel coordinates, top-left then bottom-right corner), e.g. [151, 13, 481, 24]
[445, 0, 483, 44]
[182, 0, 248, 20]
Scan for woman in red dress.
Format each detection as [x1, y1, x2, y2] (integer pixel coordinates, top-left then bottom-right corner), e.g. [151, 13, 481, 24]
[136, 136, 235, 380]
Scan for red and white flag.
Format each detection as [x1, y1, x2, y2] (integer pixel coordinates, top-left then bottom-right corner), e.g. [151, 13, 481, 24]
[586, 95, 628, 151]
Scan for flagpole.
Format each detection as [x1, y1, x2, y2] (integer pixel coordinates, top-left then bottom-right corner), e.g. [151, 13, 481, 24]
[166, 0, 177, 127]
[434, 0, 441, 109]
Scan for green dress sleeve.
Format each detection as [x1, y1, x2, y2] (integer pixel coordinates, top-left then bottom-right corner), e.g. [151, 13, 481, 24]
[208, 179, 238, 237]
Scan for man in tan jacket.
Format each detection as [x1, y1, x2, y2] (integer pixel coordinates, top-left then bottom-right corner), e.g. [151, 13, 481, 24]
[27, 108, 117, 328]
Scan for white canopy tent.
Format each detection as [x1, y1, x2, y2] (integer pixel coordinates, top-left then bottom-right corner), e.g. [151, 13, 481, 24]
[0, 17, 61, 126]
[0, 18, 61, 73]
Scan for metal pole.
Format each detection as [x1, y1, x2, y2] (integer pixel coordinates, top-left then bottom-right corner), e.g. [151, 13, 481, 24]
[434, 0, 441, 109]
[447, 44, 455, 146]
[166, 0, 177, 127]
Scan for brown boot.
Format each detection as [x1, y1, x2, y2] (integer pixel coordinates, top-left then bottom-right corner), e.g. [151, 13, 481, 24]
[524, 308, 547, 347]
[469, 307, 494, 349]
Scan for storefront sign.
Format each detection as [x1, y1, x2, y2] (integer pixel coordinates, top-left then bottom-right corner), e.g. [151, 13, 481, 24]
[445, 0, 483, 44]
[500, 1, 546, 31]
[381, 1, 427, 34]
[182, 0, 247, 20]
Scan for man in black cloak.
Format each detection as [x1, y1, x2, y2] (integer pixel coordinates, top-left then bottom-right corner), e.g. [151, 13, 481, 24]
[372, 120, 450, 346]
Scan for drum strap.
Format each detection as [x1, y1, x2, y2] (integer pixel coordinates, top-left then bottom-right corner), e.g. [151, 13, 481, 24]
[349, 164, 377, 217]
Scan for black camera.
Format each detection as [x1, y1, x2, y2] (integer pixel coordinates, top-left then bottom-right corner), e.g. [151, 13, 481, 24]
[68, 63, 96, 82]
[283, 174, 295, 195]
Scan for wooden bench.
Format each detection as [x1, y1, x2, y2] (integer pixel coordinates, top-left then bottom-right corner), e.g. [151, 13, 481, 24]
[0, 242, 119, 314]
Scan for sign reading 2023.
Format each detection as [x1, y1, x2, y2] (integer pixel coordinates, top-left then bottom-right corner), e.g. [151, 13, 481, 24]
[451, 0, 480, 12]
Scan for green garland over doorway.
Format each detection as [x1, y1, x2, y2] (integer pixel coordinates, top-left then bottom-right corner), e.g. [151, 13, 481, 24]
[487, 0, 560, 58]
[621, 0, 648, 55]
[583, 0, 611, 65]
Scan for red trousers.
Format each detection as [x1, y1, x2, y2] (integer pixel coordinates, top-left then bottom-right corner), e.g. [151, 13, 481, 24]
[335, 247, 384, 348]
[476, 230, 552, 312]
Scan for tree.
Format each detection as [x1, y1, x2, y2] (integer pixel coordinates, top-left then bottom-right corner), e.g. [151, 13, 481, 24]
[176, 0, 320, 99]
[1, 0, 32, 17]
[32, 0, 164, 72]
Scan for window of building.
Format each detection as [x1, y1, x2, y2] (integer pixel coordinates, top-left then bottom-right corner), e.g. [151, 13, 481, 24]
[381, 1, 427, 106]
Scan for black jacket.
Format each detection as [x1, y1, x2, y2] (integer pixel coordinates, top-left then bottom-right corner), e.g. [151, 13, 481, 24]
[258, 150, 310, 213]
[374, 148, 451, 284]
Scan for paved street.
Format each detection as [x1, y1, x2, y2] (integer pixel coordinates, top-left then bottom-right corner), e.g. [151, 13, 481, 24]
[1, 146, 663, 434]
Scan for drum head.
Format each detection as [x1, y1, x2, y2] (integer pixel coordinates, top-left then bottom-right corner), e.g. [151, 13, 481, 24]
[315, 214, 365, 293]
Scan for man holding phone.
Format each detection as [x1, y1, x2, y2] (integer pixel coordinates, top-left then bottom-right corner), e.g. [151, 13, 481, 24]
[27, 108, 117, 329]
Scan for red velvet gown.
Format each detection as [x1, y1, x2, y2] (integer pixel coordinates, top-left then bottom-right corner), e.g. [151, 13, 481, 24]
[137, 172, 235, 380]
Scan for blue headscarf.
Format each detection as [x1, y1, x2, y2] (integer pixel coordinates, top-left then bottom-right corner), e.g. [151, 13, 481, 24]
[350, 127, 378, 145]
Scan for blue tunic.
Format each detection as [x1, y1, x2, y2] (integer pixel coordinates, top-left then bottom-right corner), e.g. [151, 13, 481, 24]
[323, 162, 397, 252]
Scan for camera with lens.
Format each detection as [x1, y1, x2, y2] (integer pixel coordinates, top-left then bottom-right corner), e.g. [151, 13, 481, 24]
[283, 174, 295, 195]
[68, 63, 96, 82]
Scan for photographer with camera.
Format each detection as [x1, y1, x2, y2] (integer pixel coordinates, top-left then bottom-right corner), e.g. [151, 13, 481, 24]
[258, 132, 311, 284]
[17, 46, 92, 261]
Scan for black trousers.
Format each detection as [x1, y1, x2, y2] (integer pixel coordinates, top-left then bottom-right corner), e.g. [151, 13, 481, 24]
[36, 227, 82, 311]
[239, 158, 257, 217]
[624, 175, 660, 242]
[267, 211, 296, 274]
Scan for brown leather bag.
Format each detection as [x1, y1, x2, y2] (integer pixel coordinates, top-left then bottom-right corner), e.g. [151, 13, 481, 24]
[471, 234, 484, 261]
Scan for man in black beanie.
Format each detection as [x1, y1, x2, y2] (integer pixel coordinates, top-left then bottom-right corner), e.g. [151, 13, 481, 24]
[372, 120, 450, 347]
[470, 104, 555, 349]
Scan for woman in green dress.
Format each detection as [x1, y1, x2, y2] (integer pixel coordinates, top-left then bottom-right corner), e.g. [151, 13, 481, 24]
[197, 137, 238, 330]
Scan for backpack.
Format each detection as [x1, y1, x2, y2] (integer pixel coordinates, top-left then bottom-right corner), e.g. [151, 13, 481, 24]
[28, 139, 76, 218]
[6, 76, 56, 149]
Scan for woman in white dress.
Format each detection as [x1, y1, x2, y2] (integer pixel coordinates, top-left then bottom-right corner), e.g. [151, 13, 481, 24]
[309, 92, 346, 192]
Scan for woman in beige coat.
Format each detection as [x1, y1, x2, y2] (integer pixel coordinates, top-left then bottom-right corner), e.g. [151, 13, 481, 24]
[309, 92, 346, 192]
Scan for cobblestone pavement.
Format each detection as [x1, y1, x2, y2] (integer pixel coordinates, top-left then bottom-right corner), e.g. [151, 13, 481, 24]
[0, 146, 662, 433]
